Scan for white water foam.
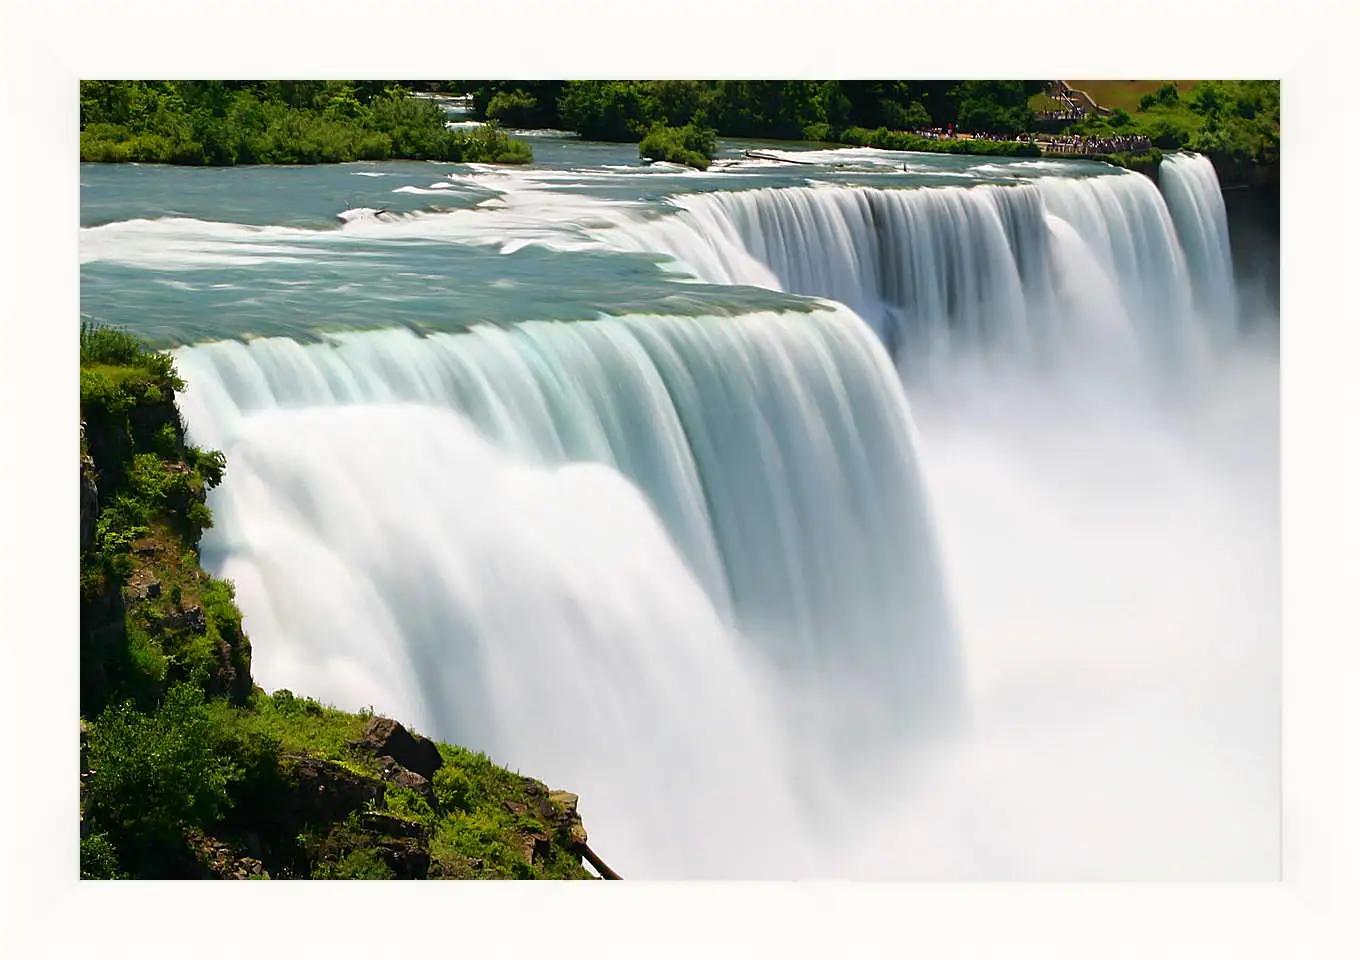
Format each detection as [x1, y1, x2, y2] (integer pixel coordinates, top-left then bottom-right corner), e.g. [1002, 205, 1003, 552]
[1160, 151, 1239, 343]
[597, 174, 1215, 388]
[175, 305, 960, 877]
[158, 154, 1277, 879]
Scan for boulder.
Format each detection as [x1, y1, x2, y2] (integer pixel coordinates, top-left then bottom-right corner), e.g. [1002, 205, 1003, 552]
[285, 756, 384, 823]
[520, 830, 552, 865]
[159, 604, 207, 635]
[355, 716, 443, 781]
[377, 838, 431, 880]
[79, 458, 98, 553]
[548, 790, 589, 847]
[186, 829, 271, 880]
[374, 756, 436, 805]
[360, 811, 430, 841]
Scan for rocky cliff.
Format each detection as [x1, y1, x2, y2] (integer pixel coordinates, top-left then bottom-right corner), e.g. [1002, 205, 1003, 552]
[79, 325, 609, 880]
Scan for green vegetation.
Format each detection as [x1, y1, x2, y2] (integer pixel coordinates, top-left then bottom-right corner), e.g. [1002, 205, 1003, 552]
[454, 80, 1278, 175]
[485, 88, 544, 128]
[460, 80, 1049, 143]
[80, 81, 531, 165]
[85, 684, 239, 864]
[1095, 148, 1165, 176]
[837, 126, 1042, 157]
[1068, 80, 1201, 115]
[1066, 80, 1279, 169]
[79, 326, 592, 880]
[952, 81, 1034, 135]
[639, 122, 717, 169]
[80, 322, 242, 711]
[1029, 92, 1069, 113]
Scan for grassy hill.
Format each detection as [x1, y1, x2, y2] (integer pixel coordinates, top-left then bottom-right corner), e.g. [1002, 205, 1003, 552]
[1066, 80, 1201, 113]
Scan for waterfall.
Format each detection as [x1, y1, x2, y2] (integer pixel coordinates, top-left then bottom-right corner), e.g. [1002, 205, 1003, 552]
[1159, 152, 1238, 342]
[152, 149, 1275, 879]
[174, 304, 959, 877]
[602, 173, 1219, 384]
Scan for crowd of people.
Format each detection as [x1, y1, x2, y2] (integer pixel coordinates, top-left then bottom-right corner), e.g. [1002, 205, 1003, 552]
[1042, 133, 1153, 155]
[897, 122, 1153, 158]
[968, 131, 1037, 144]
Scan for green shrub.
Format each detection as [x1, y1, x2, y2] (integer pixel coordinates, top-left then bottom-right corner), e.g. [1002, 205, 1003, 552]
[835, 125, 1041, 157]
[85, 684, 239, 846]
[81, 81, 533, 166]
[312, 846, 395, 880]
[80, 322, 144, 365]
[385, 785, 435, 823]
[639, 122, 716, 170]
[445, 123, 533, 164]
[433, 766, 475, 812]
[124, 623, 169, 688]
[430, 809, 532, 878]
[485, 89, 540, 127]
[801, 122, 833, 142]
[560, 81, 660, 141]
[80, 833, 124, 879]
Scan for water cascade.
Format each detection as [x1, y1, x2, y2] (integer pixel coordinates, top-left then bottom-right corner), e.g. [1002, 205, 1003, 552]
[115, 148, 1278, 879]
[1158, 151, 1239, 342]
[604, 172, 1217, 385]
[175, 305, 960, 877]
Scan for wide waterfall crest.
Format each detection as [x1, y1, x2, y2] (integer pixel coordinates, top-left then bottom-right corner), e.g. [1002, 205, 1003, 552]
[175, 305, 960, 875]
[601, 169, 1226, 382]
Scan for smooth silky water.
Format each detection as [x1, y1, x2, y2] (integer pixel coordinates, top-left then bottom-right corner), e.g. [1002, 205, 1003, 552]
[81, 138, 1278, 879]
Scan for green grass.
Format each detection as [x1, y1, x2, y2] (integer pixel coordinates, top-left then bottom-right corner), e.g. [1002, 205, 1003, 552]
[1059, 81, 1278, 171]
[1028, 93, 1069, 113]
[206, 689, 371, 765]
[1067, 80, 1201, 113]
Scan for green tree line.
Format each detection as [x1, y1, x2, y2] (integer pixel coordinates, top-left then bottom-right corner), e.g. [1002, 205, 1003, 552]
[455, 80, 1047, 142]
[80, 81, 531, 165]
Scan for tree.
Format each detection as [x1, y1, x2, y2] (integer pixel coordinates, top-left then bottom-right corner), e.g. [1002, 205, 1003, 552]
[485, 89, 541, 127]
[85, 684, 239, 849]
[951, 80, 1033, 134]
[559, 81, 660, 141]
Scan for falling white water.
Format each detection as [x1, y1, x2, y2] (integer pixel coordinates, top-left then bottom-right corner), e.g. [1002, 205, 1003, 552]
[158, 151, 1277, 879]
[601, 173, 1218, 386]
[597, 160, 1277, 879]
[176, 306, 960, 878]
[1159, 152, 1239, 343]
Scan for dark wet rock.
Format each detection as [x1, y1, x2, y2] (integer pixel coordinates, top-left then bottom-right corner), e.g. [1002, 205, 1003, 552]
[548, 790, 589, 847]
[377, 838, 431, 879]
[285, 756, 384, 823]
[80, 456, 98, 553]
[374, 756, 436, 805]
[354, 717, 443, 781]
[360, 812, 429, 841]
